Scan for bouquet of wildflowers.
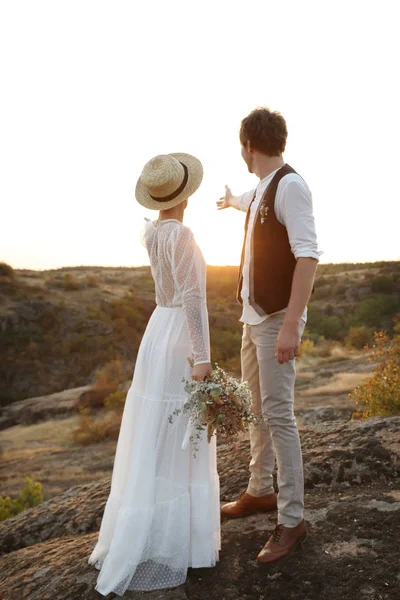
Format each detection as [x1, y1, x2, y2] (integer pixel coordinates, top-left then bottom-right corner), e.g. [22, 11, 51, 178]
[169, 360, 259, 456]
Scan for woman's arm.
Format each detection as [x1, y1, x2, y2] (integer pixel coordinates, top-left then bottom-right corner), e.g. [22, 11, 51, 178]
[172, 226, 212, 379]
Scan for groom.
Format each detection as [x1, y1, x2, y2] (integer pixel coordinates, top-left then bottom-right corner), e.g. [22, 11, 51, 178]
[217, 107, 320, 565]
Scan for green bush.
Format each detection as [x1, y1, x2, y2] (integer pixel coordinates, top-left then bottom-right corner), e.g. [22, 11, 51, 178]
[307, 307, 343, 339]
[349, 294, 400, 332]
[310, 285, 332, 301]
[332, 283, 347, 297]
[325, 304, 335, 317]
[370, 275, 394, 294]
[352, 327, 400, 418]
[211, 328, 242, 363]
[345, 326, 373, 349]
[0, 262, 14, 277]
[0, 476, 43, 521]
[321, 316, 342, 339]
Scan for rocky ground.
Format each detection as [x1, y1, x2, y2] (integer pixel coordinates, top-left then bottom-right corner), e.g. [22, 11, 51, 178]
[0, 417, 399, 600]
[0, 350, 374, 501]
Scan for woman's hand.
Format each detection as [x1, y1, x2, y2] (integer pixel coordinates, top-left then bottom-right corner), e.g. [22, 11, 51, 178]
[192, 362, 212, 381]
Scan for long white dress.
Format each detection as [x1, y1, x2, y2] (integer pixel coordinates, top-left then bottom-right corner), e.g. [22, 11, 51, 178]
[88, 219, 221, 596]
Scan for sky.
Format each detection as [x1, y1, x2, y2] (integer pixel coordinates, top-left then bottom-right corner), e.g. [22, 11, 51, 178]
[1, 0, 399, 270]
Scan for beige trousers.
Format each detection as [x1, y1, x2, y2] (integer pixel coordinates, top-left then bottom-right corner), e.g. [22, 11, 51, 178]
[241, 312, 306, 527]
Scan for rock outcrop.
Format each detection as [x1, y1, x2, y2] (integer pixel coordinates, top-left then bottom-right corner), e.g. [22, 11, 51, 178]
[0, 386, 91, 430]
[1, 417, 399, 600]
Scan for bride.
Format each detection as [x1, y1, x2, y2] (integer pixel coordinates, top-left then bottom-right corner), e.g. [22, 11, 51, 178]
[88, 153, 221, 596]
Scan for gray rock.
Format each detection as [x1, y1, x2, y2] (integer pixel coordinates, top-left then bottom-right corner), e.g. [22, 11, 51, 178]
[0, 417, 399, 600]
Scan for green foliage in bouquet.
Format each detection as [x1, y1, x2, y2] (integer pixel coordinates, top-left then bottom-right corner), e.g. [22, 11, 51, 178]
[169, 360, 259, 455]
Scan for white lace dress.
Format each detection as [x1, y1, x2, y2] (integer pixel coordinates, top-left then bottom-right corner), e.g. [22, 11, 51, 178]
[88, 219, 221, 596]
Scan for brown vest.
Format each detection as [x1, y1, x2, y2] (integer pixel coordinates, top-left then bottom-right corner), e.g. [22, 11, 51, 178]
[236, 164, 299, 315]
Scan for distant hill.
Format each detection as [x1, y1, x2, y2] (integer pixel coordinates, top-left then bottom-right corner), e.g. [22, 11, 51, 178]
[1, 261, 399, 405]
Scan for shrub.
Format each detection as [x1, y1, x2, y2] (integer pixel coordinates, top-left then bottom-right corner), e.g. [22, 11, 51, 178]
[349, 294, 400, 332]
[0, 262, 14, 278]
[325, 304, 335, 317]
[370, 275, 394, 294]
[310, 285, 332, 301]
[210, 329, 242, 362]
[75, 386, 117, 411]
[60, 273, 81, 291]
[75, 360, 129, 411]
[320, 316, 342, 339]
[86, 275, 100, 288]
[345, 326, 373, 349]
[72, 361, 130, 443]
[351, 327, 400, 418]
[306, 306, 324, 333]
[71, 410, 122, 445]
[299, 338, 336, 359]
[94, 359, 127, 391]
[332, 283, 347, 297]
[104, 390, 126, 411]
[0, 476, 43, 521]
[299, 339, 317, 357]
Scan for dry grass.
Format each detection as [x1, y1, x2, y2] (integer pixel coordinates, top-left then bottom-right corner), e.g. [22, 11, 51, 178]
[297, 346, 367, 371]
[298, 372, 373, 398]
[0, 416, 116, 500]
[1, 418, 76, 447]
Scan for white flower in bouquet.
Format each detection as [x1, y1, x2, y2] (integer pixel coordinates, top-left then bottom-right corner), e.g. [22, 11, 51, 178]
[169, 360, 259, 456]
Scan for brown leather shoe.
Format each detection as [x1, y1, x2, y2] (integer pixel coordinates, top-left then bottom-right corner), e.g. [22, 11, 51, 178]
[221, 491, 277, 518]
[256, 520, 308, 565]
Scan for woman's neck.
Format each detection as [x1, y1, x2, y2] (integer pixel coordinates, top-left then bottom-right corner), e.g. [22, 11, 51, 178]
[159, 205, 185, 222]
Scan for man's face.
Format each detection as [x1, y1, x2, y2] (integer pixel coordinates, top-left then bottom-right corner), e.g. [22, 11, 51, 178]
[241, 142, 253, 173]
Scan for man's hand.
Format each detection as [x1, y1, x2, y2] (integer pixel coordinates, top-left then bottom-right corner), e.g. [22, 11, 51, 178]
[216, 185, 234, 210]
[192, 362, 212, 381]
[276, 321, 301, 364]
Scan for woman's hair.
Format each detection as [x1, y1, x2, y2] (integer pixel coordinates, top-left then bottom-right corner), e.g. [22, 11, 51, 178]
[240, 107, 288, 156]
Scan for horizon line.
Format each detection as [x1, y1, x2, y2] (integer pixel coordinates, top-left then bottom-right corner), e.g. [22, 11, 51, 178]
[10, 258, 400, 273]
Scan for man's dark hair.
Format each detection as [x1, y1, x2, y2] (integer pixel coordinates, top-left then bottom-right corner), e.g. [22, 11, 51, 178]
[240, 107, 288, 156]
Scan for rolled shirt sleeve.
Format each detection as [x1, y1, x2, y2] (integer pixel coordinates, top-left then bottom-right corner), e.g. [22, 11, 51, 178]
[276, 176, 322, 261]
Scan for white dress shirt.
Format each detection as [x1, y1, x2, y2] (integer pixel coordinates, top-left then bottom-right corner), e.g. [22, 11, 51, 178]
[231, 168, 322, 325]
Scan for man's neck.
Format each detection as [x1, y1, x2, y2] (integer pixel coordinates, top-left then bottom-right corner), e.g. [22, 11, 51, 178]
[254, 155, 285, 181]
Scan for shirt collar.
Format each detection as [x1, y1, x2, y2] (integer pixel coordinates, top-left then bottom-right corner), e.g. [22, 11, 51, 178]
[258, 166, 281, 188]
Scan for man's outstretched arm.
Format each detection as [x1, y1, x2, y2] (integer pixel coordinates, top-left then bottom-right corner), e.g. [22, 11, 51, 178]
[216, 185, 255, 212]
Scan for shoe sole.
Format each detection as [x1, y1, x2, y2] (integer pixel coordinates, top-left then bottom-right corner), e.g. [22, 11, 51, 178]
[220, 507, 278, 519]
[256, 531, 308, 567]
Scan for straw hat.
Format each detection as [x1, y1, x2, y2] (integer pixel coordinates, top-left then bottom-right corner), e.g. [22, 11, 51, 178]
[135, 153, 203, 211]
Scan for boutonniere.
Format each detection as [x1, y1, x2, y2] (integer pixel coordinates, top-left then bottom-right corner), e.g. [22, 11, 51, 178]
[260, 203, 269, 224]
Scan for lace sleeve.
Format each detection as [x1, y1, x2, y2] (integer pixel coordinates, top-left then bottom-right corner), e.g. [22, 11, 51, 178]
[140, 218, 155, 248]
[171, 226, 210, 366]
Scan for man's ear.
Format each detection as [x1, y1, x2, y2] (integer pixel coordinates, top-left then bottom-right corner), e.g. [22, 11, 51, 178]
[246, 140, 254, 154]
